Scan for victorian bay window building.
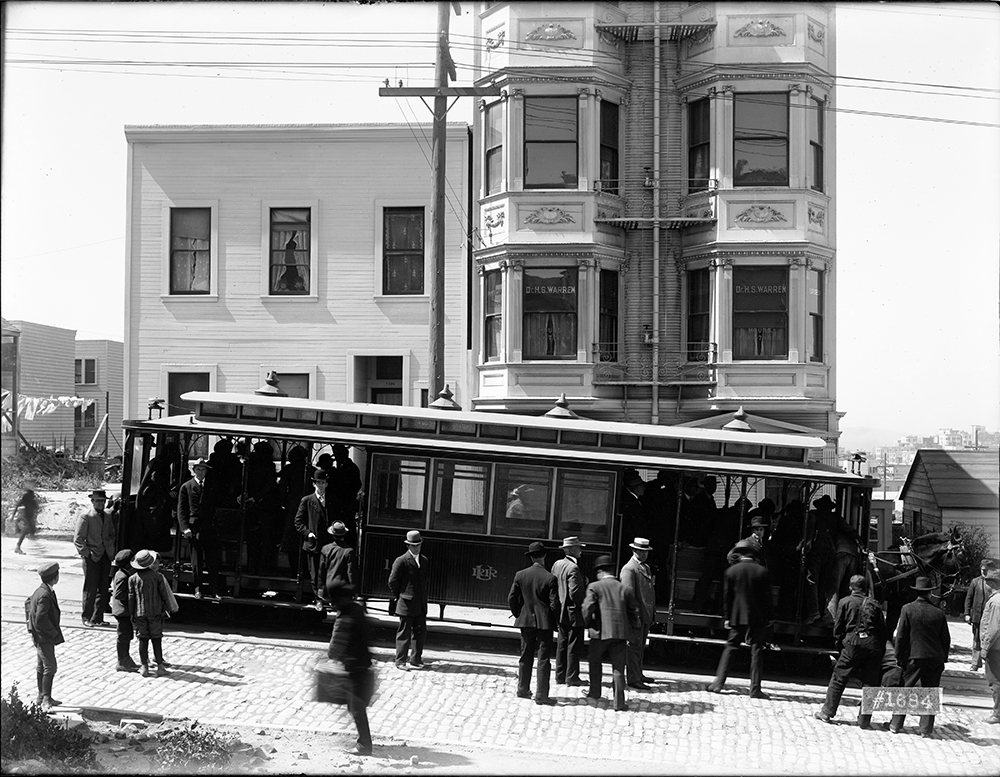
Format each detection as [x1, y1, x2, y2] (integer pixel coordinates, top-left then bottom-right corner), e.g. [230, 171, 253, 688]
[472, 2, 842, 459]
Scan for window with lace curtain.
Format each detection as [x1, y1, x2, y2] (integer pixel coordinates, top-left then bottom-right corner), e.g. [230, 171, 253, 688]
[733, 266, 788, 360]
[383, 207, 425, 295]
[523, 267, 577, 360]
[268, 208, 311, 295]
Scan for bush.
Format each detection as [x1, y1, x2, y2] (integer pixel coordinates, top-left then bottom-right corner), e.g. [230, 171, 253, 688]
[150, 721, 238, 772]
[951, 522, 993, 583]
[0, 683, 97, 772]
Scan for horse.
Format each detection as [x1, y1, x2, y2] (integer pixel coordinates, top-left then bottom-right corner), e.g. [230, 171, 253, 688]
[866, 526, 967, 637]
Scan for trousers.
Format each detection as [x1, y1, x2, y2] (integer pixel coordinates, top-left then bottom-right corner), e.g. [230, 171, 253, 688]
[517, 627, 553, 699]
[81, 553, 111, 623]
[889, 658, 944, 734]
[821, 643, 884, 718]
[395, 615, 426, 665]
[713, 625, 766, 695]
[626, 623, 651, 684]
[554, 622, 584, 684]
[588, 638, 627, 710]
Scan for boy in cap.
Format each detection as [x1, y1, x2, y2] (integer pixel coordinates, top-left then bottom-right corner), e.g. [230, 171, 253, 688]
[111, 549, 140, 672]
[73, 488, 116, 626]
[128, 549, 179, 677]
[26, 561, 64, 709]
[508, 541, 559, 704]
[551, 536, 588, 686]
[387, 530, 429, 670]
[12, 477, 40, 555]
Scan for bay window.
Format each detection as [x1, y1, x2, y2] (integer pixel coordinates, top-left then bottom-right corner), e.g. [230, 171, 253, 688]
[598, 269, 619, 362]
[524, 97, 578, 189]
[808, 268, 824, 362]
[523, 267, 578, 360]
[809, 96, 825, 192]
[687, 268, 711, 360]
[733, 266, 788, 360]
[599, 101, 619, 194]
[734, 93, 788, 187]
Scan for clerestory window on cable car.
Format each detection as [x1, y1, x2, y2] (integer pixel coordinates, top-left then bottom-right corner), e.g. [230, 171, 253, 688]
[554, 469, 615, 544]
[492, 464, 552, 539]
[430, 460, 489, 534]
[369, 455, 428, 529]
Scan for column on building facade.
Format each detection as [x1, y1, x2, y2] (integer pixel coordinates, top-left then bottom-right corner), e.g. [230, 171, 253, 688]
[508, 258, 524, 362]
[714, 257, 733, 362]
[787, 255, 804, 363]
[787, 83, 808, 190]
[577, 257, 595, 362]
[578, 88, 594, 192]
[509, 89, 524, 192]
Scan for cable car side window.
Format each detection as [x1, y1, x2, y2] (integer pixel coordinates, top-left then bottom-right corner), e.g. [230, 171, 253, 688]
[555, 469, 615, 544]
[369, 454, 429, 529]
[430, 459, 490, 534]
[492, 464, 552, 539]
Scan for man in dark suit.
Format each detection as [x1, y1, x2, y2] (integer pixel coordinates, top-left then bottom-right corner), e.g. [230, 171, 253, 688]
[295, 470, 334, 609]
[73, 488, 117, 626]
[318, 521, 357, 604]
[966, 559, 994, 671]
[326, 581, 375, 756]
[707, 539, 774, 699]
[27, 561, 65, 709]
[508, 541, 559, 705]
[582, 554, 641, 711]
[551, 536, 587, 687]
[388, 530, 429, 670]
[177, 459, 221, 599]
[329, 444, 363, 548]
[889, 575, 951, 737]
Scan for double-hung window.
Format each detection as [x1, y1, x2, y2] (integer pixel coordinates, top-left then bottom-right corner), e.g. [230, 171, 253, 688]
[484, 270, 502, 361]
[733, 266, 788, 360]
[523, 97, 578, 189]
[485, 102, 504, 195]
[809, 96, 825, 192]
[599, 102, 619, 194]
[523, 267, 578, 360]
[383, 207, 425, 295]
[687, 268, 711, 361]
[169, 208, 211, 294]
[808, 269, 824, 362]
[734, 93, 788, 186]
[598, 269, 619, 362]
[75, 358, 96, 384]
[688, 98, 711, 192]
[268, 208, 311, 295]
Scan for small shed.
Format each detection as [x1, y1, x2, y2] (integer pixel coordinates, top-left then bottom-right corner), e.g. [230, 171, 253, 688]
[899, 450, 999, 556]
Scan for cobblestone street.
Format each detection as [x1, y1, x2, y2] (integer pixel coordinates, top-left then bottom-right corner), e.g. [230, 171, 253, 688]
[2, 614, 997, 774]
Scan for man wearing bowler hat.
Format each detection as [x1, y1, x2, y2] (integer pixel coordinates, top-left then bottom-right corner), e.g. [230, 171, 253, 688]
[621, 537, 656, 689]
[583, 555, 641, 711]
[707, 539, 773, 699]
[551, 536, 588, 686]
[73, 488, 116, 627]
[888, 575, 950, 736]
[727, 513, 771, 567]
[319, 520, 357, 604]
[178, 457, 222, 599]
[295, 469, 335, 609]
[388, 530, 429, 670]
[509, 541, 559, 704]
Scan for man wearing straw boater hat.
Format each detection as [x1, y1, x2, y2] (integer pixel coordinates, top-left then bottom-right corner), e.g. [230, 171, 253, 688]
[888, 575, 950, 737]
[621, 537, 656, 690]
[508, 541, 559, 705]
[388, 530, 430, 671]
[73, 488, 116, 627]
[551, 536, 588, 687]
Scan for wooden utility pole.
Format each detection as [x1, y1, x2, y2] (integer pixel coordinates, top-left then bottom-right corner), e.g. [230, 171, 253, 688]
[380, 2, 499, 403]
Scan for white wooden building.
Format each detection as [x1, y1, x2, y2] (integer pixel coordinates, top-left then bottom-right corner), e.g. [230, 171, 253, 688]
[74, 339, 125, 456]
[124, 124, 471, 422]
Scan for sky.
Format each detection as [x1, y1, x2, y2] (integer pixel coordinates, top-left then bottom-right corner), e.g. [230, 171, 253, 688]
[1, 1, 998, 453]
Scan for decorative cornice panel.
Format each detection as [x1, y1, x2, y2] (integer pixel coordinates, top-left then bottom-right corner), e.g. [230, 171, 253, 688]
[807, 205, 826, 228]
[525, 207, 575, 225]
[525, 22, 577, 42]
[735, 205, 787, 223]
[733, 19, 786, 39]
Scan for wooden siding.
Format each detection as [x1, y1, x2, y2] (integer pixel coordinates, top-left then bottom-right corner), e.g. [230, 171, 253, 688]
[125, 125, 470, 418]
[9, 320, 76, 449]
[74, 340, 125, 455]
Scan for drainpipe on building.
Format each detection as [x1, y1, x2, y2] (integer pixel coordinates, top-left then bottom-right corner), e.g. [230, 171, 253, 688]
[650, 7, 662, 425]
